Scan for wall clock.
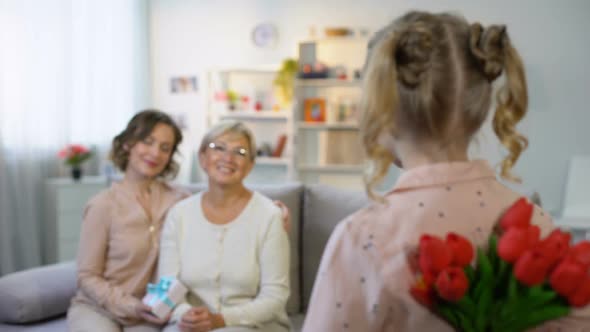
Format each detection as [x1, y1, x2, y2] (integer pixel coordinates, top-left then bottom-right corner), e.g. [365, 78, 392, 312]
[252, 23, 278, 48]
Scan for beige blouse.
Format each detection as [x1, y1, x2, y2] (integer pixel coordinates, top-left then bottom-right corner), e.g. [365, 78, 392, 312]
[302, 160, 590, 331]
[71, 180, 189, 325]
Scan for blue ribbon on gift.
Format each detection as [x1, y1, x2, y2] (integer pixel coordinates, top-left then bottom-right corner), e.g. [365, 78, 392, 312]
[146, 276, 176, 309]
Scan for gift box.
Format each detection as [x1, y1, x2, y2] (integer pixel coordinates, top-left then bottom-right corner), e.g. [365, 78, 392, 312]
[142, 276, 188, 320]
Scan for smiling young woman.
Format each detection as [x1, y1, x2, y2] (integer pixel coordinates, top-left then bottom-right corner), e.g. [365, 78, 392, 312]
[68, 110, 189, 332]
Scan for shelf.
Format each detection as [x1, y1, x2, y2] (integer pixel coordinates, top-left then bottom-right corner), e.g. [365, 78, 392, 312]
[297, 164, 364, 172]
[256, 157, 290, 166]
[298, 122, 359, 130]
[209, 65, 279, 73]
[295, 79, 362, 88]
[300, 37, 370, 44]
[46, 176, 108, 185]
[219, 111, 289, 121]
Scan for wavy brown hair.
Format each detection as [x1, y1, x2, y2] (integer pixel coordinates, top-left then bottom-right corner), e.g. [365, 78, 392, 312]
[110, 109, 183, 180]
[361, 11, 528, 199]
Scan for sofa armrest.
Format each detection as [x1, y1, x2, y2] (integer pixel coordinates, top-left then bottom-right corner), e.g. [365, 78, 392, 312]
[0, 261, 76, 323]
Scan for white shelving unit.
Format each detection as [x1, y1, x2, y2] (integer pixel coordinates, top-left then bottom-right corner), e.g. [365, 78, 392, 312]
[206, 66, 294, 184]
[298, 164, 364, 172]
[294, 78, 362, 88]
[292, 38, 368, 190]
[297, 122, 359, 130]
[218, 111, 289, 121]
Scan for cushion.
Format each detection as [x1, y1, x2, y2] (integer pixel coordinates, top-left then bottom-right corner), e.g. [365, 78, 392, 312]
[0, 262, 76, 323]
[301, 184, 369, 310]
[0, 317, 67, 331]
[182, 182, 304, 314]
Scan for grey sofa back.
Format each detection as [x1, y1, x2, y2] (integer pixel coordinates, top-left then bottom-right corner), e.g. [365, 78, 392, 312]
[301, 185, 369, 309]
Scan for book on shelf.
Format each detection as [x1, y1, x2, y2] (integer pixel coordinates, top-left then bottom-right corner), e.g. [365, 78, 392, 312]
[272, 134, 288, 157]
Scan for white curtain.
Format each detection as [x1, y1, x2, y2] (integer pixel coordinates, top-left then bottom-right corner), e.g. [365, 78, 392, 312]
[0, 0, 151, 275]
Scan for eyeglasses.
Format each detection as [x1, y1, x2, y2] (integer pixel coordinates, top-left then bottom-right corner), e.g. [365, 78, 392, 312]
[208, 142, 249, 158]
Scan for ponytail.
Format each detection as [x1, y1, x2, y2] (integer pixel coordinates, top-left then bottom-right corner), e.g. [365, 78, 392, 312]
[470, 23, 529, 181]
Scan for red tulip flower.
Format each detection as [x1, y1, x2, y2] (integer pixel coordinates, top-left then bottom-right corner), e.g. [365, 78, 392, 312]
[446, 233, 474, 267]
[514, 249, 551, 286]
[538, 229, 571, 268]
[498, 227, 533, 263]
[499, 197, 533, 231]
[419, 235, 453, 276]
[567, 241, 590, 269]
[568, 276, 590, 307]
[435, 266, 469, 302]
[550, 259, 586, 297]
[410, 276, 435, 308]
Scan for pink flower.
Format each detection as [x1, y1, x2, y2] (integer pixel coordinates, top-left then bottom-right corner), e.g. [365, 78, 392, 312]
[57, 144, 92, 166]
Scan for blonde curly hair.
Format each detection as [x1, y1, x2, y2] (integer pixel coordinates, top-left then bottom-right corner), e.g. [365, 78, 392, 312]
[361, 11, 528, 199]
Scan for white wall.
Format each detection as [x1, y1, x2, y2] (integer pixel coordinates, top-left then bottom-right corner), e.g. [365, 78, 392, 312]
[149, 0, 590, 214]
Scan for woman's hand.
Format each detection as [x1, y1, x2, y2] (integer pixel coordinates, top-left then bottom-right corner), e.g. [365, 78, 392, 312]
[178, 306, 225, 332]
[273, 200, 291, 233]
[135, 302, 170, 325]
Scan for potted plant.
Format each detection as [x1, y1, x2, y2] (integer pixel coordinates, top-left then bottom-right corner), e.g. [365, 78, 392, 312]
[273, 58, 298, 109]
[58, 144, 93, 181]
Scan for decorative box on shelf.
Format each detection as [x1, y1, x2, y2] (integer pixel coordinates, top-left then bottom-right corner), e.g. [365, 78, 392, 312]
[44, 176, 108, 263]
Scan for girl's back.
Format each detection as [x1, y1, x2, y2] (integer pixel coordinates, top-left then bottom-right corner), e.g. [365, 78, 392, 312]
[303, 10, 590, 331]
[304, 160, 554, 331]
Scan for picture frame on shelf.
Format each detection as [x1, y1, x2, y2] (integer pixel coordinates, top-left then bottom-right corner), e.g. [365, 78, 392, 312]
[170, 76, 198, 93]
[304, 98, 326, 122]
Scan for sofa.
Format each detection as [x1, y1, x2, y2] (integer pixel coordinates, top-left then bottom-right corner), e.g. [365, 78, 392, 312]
[0, 183, 371, 331]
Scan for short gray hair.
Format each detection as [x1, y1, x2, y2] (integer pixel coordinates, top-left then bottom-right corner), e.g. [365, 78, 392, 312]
[199, 120, 256, 161]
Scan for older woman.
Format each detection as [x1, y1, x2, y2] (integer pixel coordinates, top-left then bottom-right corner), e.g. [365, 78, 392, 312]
[160, 121, 290, 332]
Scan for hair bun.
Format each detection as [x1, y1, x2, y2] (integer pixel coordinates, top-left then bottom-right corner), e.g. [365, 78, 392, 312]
[395, 24, 433, 87]
[470, 23, 507, 81]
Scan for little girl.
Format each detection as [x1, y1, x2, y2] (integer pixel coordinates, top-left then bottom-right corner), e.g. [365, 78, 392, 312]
[302, 11, 589, 331]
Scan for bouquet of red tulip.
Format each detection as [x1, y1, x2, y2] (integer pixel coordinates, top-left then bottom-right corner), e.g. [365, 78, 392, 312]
[410, 197, 590, 332]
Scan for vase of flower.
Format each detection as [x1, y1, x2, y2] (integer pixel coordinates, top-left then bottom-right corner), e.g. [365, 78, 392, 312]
[71, 166, 82, 181]
[58, 144, 93, 182]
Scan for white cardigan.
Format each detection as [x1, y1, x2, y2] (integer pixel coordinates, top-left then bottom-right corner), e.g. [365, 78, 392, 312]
[158, 191, 290, 328]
